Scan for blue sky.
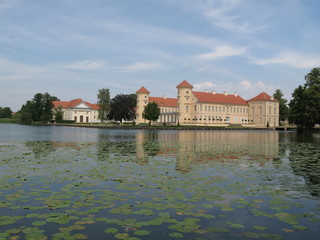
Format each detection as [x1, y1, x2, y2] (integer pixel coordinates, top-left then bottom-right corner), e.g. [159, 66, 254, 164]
[1, 0, 320, 111]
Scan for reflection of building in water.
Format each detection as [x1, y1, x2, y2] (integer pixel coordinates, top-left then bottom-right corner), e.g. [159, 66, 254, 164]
[135, 131, 149, 164]
[135, 130, 280, 172]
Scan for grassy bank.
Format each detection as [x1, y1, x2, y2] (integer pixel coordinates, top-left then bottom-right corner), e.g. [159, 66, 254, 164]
[0, 118, 20, 124]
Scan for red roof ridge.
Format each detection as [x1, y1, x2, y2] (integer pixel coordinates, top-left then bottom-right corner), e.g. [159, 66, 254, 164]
[248, 92, 278, 102]
[149, 96, 178, 107]
[192, 91, 247, 105]
[176, 80, 193, 88]
[52, 99, 100, 110]
[136, 86, 150, 94]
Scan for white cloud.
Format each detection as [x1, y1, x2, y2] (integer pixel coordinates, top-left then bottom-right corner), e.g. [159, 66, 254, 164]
[0, 57, 45, 78]
[62, 60, 106, 70]
[252, 51, 320, 69]
[115, 62, 163, 72]
[194, 45, 247, 61]
[202, 0, 268, 33]
[193, 81, 218, 91]
[238, 80, 277, 99]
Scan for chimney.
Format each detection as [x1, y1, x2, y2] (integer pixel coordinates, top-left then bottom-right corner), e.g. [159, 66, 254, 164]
[212, 90, 216, 95]
[163, 95, 167, 99]
[224, 91, 228, 96]
[271, 97, 274, 100]
[234, 92, 238, 97]
[205, 90, 208, 93]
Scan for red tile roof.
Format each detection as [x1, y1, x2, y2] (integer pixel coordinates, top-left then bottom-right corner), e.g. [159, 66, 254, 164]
[52, 101, 70, 109]
[149, 97, 178, 107]
[52, 99, 100, 110]
[176, 80, 193, 88]
[85, 102, 100, 110]
[248, 92, 279, 102]
[193, 91, 248, 105]
[136, 86, 150, 94]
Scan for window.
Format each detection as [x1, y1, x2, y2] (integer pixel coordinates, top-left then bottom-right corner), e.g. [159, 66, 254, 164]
[223, 107, 225, 112]
[269, 107, 272, 114]
[219, 107, 221, 112]
[186, 91, 189, 94]
[252, 107, 255, 114]
[194, 105, 197, 111]
[200, 105, 203, 112]
[205, 106, 207, 112]
[274, 107, 277, 114]
[186, 106, 189, 112]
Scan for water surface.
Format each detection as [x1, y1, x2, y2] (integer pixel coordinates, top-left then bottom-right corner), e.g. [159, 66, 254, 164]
[0, 124, 319, 240]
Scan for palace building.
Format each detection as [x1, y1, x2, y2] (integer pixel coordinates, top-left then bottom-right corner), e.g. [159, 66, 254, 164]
[52, 99, 100, 123]
[136, 80, 279, 127]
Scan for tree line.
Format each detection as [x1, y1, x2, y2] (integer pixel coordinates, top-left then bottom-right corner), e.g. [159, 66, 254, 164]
[4, 89, 138, 125]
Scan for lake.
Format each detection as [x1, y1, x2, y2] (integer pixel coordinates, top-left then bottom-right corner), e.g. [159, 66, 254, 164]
[0, 124, 319, 240]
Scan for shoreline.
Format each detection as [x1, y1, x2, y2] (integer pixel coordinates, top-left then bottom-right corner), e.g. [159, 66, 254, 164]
[48, 123, 297, 131]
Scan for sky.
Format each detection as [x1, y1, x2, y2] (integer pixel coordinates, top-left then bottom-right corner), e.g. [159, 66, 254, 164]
[1, 0, 320, 111]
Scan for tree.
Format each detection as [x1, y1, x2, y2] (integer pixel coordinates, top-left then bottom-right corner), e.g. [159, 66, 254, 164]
[41, 93, 55, 123]
[305, 67, 320, 87]
[142, 102, 160, 126]
[97, 88, 110, 123]
[108, 94, 137, 124]
[20, 93, 59, 123]
[273, 89, 289, 124]
[0, 107, 12, 118]
[54, 106, 64, 122]
[289, 68, 320, 129]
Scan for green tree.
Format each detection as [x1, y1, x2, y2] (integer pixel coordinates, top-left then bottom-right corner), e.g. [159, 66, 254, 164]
[142, 102, 160, 126]
[289, 68, 320, 129]
[0, 107, 12, 118]
[97, 88, 110, 123]
[20, 93, 59, 124]
[305, 67, 320, 87]
[273, 89, 289, 124]
[54, 106, 64, 122]
[108, 94, 137, 124]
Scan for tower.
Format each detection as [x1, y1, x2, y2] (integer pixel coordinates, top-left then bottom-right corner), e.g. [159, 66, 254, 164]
[176, 80, 194, 124]
[136, 86, 150, 124]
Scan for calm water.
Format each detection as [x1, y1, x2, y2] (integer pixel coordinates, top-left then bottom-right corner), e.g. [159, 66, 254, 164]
[0, 124, 319, 240]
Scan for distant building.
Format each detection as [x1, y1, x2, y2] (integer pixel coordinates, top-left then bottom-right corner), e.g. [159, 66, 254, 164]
[52, 99, 100, 123]
[136, 80, 279, 127]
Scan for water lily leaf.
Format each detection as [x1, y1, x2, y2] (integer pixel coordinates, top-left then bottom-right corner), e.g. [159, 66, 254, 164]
[253, 225, 267, 231]
[169, 232, 183, 238]
[133, 230, 151, 236]
[32, 221, 46, 226]
[115, 233, 130, 239]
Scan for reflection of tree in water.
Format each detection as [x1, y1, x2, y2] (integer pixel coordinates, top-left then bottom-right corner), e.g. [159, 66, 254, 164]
[97, 134, 136, 161]
[287, 131, 320, 197]
[142, 132, 160, 156]
[25, 141, 55, 158]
